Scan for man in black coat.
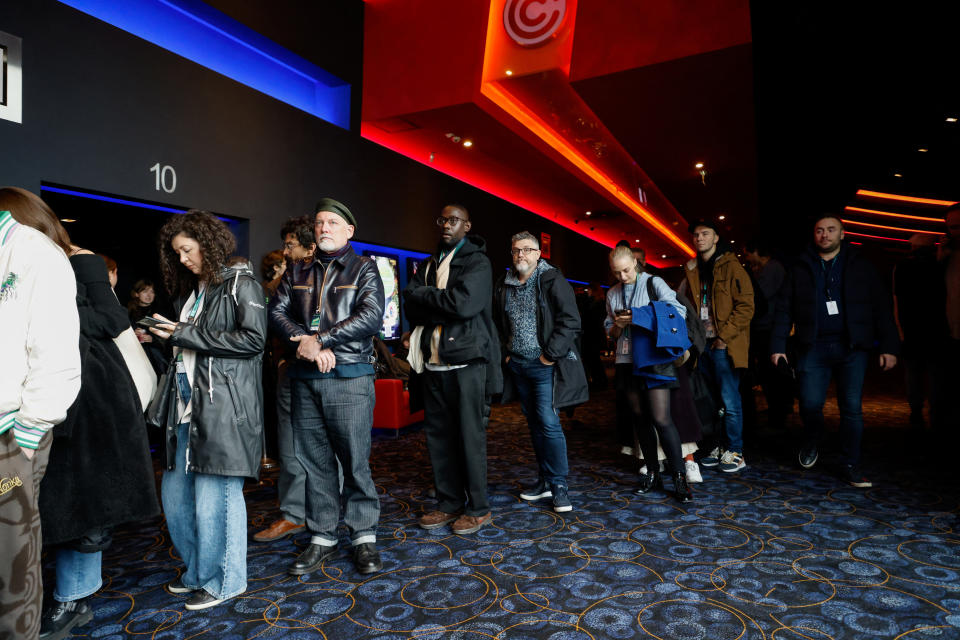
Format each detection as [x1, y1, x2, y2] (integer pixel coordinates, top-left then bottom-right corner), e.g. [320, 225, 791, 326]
[493, 231, 587, 513]
[771, 216, 899, 487]
[403, 204, 503, 535]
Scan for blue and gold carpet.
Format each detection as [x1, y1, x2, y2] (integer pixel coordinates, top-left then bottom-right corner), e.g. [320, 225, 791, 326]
[52, 390, 960, 639]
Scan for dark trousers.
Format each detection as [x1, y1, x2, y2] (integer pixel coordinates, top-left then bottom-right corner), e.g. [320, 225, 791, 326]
[0, 430, 51, 640]
[422, 365, 490, 516]
[796, 342, 868, 466]
[291, 376, 379, 545]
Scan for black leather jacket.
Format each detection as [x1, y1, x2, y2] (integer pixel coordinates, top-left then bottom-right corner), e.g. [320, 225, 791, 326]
[268, 245, 385, 367]
[161, 265, 267, 479]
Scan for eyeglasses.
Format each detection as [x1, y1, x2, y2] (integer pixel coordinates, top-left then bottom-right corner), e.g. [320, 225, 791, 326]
[510, 247, 540, 256]
[436, 216, 466, 228]
[283, 242, 301, 250]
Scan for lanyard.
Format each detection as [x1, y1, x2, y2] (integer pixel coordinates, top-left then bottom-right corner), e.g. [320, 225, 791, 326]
[620, 273, 642, 311]
[187, 286, 205, 322]
[820, 257, 837, 301]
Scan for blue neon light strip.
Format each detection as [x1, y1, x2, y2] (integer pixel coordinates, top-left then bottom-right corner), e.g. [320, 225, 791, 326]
[57, 0, 351, 129]
[41, 185, 188, 214]
[351, 241, 430, 264]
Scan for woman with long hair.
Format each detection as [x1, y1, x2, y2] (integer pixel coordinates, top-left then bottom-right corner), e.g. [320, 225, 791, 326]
[604, 245, 693, 503]
[0, 186, 160, 639]
[147, 210, 266, 610]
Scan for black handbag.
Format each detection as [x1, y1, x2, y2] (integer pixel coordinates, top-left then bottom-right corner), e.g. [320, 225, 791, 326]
[145, 357, 177, 428]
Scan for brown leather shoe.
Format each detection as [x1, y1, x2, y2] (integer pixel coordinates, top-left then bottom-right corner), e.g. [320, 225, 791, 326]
[418, 510, 460, 530]
[254, 519, 304, 542]
[452, 512, 491, 535]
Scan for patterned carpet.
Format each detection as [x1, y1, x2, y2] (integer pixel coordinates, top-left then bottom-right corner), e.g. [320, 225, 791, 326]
[48, 387, 960, 639]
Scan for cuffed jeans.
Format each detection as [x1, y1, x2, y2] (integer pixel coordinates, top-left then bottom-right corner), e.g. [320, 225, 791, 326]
[700, 347, 744, 453]
[53, 549, 102, 602]
[509, 357, 569, 485]
[291, 376, 379, 546]
[422, 365, 490, 516]
[796, 342, 868, 467]
[161, 423, 247, 600]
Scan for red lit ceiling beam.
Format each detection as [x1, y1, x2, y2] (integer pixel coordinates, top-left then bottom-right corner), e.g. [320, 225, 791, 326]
[855, 189, 957, 207]
[479, 0, 694, 257]
[844, 206, 944, 224]
[844, 231, 911, 243]
[840, 219, 941, 236]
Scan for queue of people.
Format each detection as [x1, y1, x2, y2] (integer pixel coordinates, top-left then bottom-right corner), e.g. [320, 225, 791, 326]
[5, 183, 954, 640]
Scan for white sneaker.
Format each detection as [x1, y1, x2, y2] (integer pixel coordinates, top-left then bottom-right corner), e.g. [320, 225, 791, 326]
[685, 459, 703, 483]
[719, 450, 746, 473]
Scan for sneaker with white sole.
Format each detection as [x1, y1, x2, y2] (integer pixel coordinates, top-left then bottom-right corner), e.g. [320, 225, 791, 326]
[700, 446, 724, 468]
[520, 478, 552, 501]
[685, 459, 703, 483]
[551, 484, 572, 513]
[719, 450, 745, 473]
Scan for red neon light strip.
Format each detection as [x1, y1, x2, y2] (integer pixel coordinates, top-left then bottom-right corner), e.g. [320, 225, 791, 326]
[844, 206, 943, 223]
[856, 190, 957, 207]
[481, 82, 694, 257]
[840, 219, 941, 235]
[844, 231, 911, 243]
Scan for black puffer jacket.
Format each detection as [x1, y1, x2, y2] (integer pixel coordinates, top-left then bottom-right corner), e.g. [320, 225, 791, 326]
[268, 245, 385, 367]
[403, 235, 503, 395]
[160, 265, 267, 479]
[770, 242, 900, 355]
[494, 262, 588, 408]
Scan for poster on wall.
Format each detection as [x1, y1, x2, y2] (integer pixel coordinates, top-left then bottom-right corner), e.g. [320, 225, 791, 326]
[540, 232, 551, 259]
[365, 252, 402, 340]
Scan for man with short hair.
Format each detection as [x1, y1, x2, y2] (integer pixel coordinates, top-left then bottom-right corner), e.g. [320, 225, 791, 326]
[771, 216, 899, 487]
[494, 231, 588, 513]
[269, 199, 385, 575]
[404, 204, 502, 535]
[0, 209, 81, 640]
[681, 220, 754, 473]
[255, 216, 316, 543]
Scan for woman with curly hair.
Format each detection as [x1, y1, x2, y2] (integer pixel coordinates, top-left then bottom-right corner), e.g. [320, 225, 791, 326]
[146, 210, 267, 610]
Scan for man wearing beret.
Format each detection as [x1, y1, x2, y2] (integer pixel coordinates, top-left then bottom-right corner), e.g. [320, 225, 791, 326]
[268, 198, 385, 575]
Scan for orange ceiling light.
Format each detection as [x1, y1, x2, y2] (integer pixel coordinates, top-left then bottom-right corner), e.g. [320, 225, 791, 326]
[843, 206, 944, 223]
[855, 190, 958, 207]
[844, 231, 911, 243]
[481, 83, 693, 255]
[840, 219, 941, 236]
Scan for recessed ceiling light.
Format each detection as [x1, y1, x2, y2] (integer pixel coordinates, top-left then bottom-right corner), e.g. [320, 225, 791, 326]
[917, 148, 928, 152]
[729, 240, 735, 244]
[718, 215, 726, 221]
[635, 239, 640, 243]
[893, 173, 903, 177]
[694, 162, 705, 170]
[661, 254, 667, 259]
[505, 69, 513, 76]
[585, 211, 592, 216]
[947, 117, 957, 123]
[60, 218, 76, 223]
[462, 140, 473, 148]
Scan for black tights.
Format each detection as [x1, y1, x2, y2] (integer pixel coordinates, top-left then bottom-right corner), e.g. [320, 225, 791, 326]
[625, 385, 684, 476]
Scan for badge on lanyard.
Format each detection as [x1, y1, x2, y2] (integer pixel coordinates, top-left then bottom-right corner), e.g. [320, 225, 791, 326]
[826, 300, 839, 315]
[700, 305, 709, 321]
[310, 313, 321, 331]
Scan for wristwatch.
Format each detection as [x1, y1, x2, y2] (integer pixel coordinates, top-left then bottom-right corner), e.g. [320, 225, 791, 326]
[315, 334, 323, 348]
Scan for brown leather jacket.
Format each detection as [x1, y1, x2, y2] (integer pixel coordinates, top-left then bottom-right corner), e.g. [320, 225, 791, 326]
[681, 251, 754, 368]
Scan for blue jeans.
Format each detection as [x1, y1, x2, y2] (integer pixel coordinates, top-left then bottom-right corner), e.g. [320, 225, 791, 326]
[53, 549, 102, 602]
[700, 347, 744, 453]
[796, 342, 868, 466]
[291, 376, 379, 546]
[509, 357, 569, 485]
[161, 423, 247, 599]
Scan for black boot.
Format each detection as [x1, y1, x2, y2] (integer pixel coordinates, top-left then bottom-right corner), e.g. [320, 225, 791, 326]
[634, 472, 662, 495]
[673, 472, 693, 503]
[39, 599, 93, 639]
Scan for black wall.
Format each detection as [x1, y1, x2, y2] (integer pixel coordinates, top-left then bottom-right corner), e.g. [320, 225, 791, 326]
[0, 0, 612, 285]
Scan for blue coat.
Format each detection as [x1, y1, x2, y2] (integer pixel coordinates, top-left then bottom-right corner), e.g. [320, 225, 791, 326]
[631, 301, 691, 381]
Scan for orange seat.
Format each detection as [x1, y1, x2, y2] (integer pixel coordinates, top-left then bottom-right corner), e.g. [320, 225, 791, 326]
[372, 378, 423, 430]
